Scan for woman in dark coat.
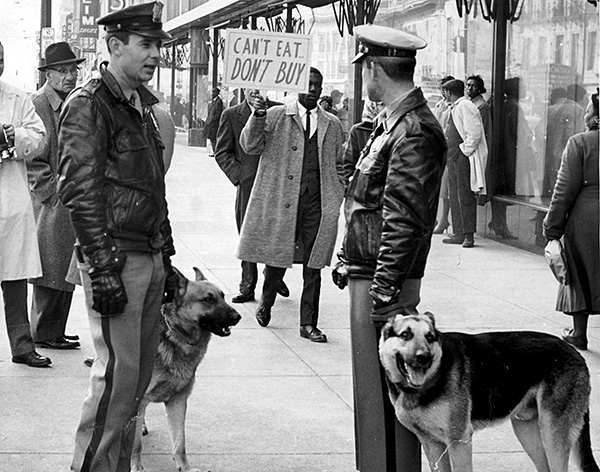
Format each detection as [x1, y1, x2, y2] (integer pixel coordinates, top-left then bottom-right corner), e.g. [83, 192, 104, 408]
[543, 90, 599, 350]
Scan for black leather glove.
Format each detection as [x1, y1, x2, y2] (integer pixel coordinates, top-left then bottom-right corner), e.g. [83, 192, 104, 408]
[163, 256, 179, 304]
[369, 286, 402, 326]
[331, 260, 348, 290]
[88, 250, 128, 316]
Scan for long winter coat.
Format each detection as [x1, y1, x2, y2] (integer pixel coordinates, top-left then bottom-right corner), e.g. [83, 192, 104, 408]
[238, 102, 345, 269]
[543, 129, 599, 314]
[28, 82, 76, 291]
[0, 80, 46, 281]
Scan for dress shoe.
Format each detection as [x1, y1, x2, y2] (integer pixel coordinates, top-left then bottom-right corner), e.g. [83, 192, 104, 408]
[63, 334, 80, 341]
[255, 305, 272, 327]
[36, 336, 81, 350]
[442, 234, 464, 245]
[12, 351, 52, 368]
[277, 281, 290, 298]
[83, 357, 95, 367]
[462, 234, 475, 248]
[232, 290, 255, 303]
[562, 328, 588, 351]
[300, 325, 328, 343]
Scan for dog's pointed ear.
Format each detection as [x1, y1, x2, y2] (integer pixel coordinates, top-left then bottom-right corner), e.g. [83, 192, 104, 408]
[422, 311, 436, 327]
[193, 267, 206, 281]
[173, 267, 188, 304]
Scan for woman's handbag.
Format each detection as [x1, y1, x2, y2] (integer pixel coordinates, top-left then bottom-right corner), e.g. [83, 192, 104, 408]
[544, 239, 570, 285]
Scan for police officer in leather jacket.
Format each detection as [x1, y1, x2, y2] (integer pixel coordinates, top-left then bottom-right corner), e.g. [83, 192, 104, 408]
[338, 25, 446, 472]
[57, 3, 177, 471]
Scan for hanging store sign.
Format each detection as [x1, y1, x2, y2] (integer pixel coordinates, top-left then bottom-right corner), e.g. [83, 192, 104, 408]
[223, 29, 312, 93]
[79, 0, 100, 37]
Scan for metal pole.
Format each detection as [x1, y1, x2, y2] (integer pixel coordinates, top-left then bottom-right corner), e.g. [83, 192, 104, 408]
[39, 0, 52, 89]
[212, 28, 218, 89]
[489, 0, 508, 201]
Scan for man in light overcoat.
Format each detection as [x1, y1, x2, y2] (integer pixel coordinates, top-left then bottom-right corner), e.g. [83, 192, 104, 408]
[239, 68, 345, 342]
[214, 91, 289, 303]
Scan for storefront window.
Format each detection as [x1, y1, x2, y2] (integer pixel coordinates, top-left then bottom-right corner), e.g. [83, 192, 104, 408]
[506, 0, 598, 206]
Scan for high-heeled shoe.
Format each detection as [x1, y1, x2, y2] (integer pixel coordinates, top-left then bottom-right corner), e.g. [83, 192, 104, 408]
[488, 223, 517, 240]
[433, 221, 450, 234]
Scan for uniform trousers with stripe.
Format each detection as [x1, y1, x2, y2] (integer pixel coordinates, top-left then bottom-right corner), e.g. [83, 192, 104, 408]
[71, 251, 165, 472]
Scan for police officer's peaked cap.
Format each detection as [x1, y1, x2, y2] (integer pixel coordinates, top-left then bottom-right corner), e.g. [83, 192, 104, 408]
[352, 24, 427, 64]
[97, 1, 171, 41]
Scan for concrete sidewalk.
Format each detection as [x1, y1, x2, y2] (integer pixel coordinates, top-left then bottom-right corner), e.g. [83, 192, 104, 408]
[1, 140, 598, 472]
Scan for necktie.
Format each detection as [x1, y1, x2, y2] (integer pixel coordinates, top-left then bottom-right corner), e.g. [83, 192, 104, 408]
[306, 110, 311, 137]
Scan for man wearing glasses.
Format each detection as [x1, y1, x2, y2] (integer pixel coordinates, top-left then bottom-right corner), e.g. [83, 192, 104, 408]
[28, 42, 84, 352]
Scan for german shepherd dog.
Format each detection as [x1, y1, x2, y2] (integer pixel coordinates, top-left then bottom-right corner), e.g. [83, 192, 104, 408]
[131, 267, 241, 472]
[379, 312, 599, 472]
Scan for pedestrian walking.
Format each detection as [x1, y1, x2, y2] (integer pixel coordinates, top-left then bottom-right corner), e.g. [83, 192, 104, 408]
[544, 90, 599, 351]
[214, 90, 289, 304]
[239, 69, 345, 343]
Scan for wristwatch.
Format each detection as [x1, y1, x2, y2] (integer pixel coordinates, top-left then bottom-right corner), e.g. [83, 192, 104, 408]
[254, 109, 267, 117]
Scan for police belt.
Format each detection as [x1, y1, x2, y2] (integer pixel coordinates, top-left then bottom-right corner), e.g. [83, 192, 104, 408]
[75, 232, 164, 263]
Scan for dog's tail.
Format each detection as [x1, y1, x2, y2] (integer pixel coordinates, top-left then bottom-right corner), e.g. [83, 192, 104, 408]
[576, 410, 600, 472]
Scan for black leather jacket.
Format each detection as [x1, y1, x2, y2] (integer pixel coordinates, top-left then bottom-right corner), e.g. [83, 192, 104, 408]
[342, 88, 446, 300]
[58, 64, 174, 267]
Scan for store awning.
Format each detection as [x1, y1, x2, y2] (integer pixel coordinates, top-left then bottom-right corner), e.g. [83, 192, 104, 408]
[164, 0, 338, 37]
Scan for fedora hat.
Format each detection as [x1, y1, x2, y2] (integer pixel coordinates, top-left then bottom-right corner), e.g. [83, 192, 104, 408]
[39, 42, 85, 71]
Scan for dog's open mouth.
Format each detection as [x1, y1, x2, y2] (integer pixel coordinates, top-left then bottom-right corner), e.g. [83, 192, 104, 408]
[397, 354, 431, 389]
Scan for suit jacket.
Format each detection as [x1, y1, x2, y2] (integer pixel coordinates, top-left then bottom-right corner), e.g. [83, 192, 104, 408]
[214, 100, 260, 189]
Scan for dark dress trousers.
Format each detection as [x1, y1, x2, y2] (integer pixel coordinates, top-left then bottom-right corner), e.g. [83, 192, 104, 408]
[262, 129, 322, 326]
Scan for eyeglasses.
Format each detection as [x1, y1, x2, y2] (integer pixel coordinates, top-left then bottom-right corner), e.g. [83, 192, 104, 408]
[49, 66, 80, 76]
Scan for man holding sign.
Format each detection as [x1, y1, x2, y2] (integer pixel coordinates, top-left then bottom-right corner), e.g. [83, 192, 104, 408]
[238, 68, 345, 342]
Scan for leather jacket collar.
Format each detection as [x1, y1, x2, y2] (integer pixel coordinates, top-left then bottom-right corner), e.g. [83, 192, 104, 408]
[99, 61, 159, 109]
[382, 87, 428, 134]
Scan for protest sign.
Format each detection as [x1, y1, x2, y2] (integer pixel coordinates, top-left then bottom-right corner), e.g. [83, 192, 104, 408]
[223, 29, 312, 93]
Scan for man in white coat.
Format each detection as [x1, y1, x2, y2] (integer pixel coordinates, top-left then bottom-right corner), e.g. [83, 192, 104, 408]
[0, 41, 49, 367]
[441, 78, 487, 248]
[239, 68, 345, 342]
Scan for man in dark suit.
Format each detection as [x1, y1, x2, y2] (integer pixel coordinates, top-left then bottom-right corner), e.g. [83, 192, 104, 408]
[214, 90, 289, 303]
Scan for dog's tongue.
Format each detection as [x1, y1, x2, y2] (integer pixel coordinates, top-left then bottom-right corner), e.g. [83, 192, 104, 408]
[406, 365, 427, 388]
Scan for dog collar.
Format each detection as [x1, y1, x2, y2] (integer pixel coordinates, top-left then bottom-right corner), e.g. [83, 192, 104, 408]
[162, 311, 202, 346]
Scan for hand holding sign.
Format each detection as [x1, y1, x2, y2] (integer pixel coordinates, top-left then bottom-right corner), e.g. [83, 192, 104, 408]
[249, 90, 267, 114]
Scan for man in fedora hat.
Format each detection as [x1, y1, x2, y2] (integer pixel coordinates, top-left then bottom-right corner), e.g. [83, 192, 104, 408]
[335, 24, 446, 471]
[27, 42, 85, 353]
[57, 2, 176, 470]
